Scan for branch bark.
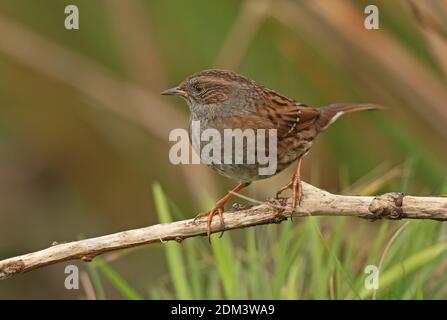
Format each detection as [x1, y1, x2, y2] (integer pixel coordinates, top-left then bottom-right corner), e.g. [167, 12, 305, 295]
[1, 182, 447, 280]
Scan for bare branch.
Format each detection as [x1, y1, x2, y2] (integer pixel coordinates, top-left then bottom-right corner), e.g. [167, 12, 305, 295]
[1, 182, 446, 280]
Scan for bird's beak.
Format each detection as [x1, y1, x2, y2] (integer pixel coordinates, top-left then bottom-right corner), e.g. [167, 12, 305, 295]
[160, 87, 188, 97]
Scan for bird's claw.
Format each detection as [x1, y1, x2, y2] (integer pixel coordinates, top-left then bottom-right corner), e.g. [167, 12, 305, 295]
[276, 176, 303, 209]
[194, 205, 225, 243]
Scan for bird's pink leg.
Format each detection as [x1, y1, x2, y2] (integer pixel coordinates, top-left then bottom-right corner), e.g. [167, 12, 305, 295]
[276, 157, 303, 208]
[195, 182, 250, 241]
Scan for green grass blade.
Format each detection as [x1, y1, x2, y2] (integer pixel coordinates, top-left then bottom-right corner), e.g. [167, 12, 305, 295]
[360, 241, 447, 299]
[210, 233, 240, 298]
[185, 241, 204, 299]
[86, 262, 107, 300]
[152, 182, 193, 299]
[245, 228, 264, 299]
[95, 258, 143, 300]
[201, 196, 240, 299]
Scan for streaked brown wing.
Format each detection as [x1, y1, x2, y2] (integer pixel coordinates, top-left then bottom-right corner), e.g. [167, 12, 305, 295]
[254, 88, 320, 137]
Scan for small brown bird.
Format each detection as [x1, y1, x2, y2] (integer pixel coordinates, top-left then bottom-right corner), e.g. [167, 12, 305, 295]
[162, 69, 381, 238]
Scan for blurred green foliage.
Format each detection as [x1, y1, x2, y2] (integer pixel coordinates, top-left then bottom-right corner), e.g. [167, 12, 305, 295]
[90, 185, 447, 299]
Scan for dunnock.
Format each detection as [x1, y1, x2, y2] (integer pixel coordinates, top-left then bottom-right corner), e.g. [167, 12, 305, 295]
[162, 69, 381, 239]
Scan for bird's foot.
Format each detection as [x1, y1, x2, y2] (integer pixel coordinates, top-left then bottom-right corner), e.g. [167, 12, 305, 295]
[275, 175, 303, 209]
[194, 204, 225, 243]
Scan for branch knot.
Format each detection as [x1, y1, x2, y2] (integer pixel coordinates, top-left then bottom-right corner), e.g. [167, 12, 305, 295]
[367, 192, 405, 220]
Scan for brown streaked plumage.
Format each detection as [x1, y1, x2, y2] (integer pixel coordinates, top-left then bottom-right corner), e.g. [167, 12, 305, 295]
[161, 69, 382, 240]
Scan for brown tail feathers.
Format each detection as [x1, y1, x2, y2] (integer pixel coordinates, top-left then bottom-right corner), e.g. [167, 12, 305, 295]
[316, 103, 383, 130]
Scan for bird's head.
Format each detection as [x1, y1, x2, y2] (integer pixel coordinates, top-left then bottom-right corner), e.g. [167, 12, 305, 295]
[161, 69, 257, 119]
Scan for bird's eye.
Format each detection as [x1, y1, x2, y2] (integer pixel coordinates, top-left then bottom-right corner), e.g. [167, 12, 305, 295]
[194, 85, 203, 93]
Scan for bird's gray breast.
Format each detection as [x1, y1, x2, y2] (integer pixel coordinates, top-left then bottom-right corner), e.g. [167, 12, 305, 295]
[188, 116, 273, 182]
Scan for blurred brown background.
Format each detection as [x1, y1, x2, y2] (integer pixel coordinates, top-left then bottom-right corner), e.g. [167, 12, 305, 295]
[0, 0, 446, 299]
